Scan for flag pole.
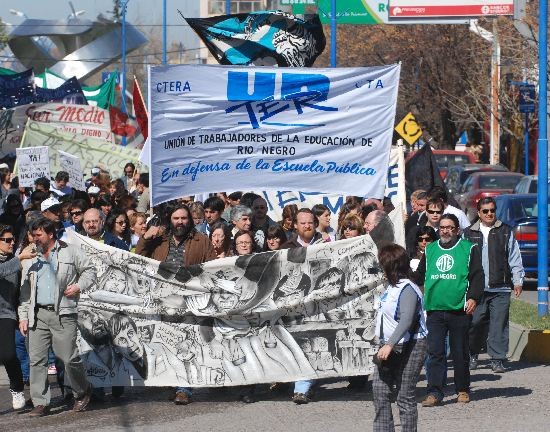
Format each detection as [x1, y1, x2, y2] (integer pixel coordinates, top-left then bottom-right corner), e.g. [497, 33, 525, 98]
[537, 0, 548, 316]
[330, 0, 336, 67]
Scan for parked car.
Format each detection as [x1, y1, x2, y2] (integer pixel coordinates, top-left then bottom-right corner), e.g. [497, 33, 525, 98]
[445, 164, 509, 195]
[406, 149, 476, 179]
[513, 175, 550, 194]
[495, 193, 550, 273]
[456, 171, 525, 221]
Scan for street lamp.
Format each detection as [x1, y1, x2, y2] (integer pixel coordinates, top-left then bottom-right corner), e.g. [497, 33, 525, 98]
[469, 19, 500, 165]
[68, 1, 86, 19]
[9, 9, 28, 19]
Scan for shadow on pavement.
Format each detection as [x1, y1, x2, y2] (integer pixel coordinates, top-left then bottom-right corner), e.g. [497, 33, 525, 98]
[471, 386, 532, 401]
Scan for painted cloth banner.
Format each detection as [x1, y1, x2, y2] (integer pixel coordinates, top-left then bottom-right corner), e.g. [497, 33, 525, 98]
[185, 11, 326, 67]
[149, 64, 400, 206]
[15, 146, 49, 187]
[0, 103, 114, 158]
[68, 231, 384, 387]
[20, 120, 141, 178]
[58, 150, 85, 191]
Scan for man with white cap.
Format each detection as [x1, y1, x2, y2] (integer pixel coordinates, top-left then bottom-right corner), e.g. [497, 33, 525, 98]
[41, 197, 61, 224]
[85, 167, 102, 190]
[41, 197, 67, 241]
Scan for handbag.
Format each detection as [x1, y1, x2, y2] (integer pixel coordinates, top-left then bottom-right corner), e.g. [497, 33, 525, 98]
[373, 316, 406, 372]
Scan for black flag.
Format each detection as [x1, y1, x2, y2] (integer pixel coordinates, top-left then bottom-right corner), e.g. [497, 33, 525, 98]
[183, 10, 325, 67]
[405, 144, 459, 207]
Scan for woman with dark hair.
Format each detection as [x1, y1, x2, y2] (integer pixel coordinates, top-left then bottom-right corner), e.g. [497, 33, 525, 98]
[96, 195, 113, 217]
[312, 204, 335, 242]
[0, 224, 36, 410]
[337, 214, 365, 240]
[265, 225, 287, 252]
[105, 209, 131, 250]
[409, 225, 438, 271]
[373, 244, 427, 432]
[0, 167, 12, 209]
[337, 202, 361, 235]
[118, 195, 138, 214]
[0, 195, 26, 246]
[209, 221, 232, 258]
[232, 230, 255, 256]
[109, 179, 128, 208]
[279, 204, 298, 240]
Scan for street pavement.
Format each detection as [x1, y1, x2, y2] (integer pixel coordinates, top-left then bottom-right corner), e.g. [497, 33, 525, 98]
[1, 354, 549, 432]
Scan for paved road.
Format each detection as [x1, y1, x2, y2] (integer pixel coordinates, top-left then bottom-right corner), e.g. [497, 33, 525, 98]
[1, 355, 548, 432]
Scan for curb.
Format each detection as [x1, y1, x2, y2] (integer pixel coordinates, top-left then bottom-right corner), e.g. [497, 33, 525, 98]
[509, 321, 550, 363]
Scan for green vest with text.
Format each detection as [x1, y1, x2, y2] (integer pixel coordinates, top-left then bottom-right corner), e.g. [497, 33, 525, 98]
[424, 238, 474, 311]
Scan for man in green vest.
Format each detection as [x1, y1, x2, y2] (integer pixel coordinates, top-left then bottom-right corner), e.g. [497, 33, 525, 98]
[414, 214, 484, 406]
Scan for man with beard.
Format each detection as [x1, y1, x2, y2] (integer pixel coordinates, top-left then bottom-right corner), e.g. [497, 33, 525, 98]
[281, 208, 324, 249]
[135, 204, 215, 405]
[414, 214, 484, 407]
[280, 208, 325, 405]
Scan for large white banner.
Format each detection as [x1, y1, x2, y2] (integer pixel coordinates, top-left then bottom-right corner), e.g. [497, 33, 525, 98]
[149, 64, 400, 206]
[69, 231, 384, 387]
[15, 146, 49, 187]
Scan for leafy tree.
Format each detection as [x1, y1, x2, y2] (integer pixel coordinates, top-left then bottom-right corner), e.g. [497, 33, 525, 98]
[112, 0, 121, 21]
[0, 19, 8, 48]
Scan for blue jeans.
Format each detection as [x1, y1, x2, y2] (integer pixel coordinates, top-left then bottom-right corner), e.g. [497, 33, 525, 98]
[294, 380, 313, 394]
[15, 330, 29, 381]
[426, 310, 471, 400]
[175, 387, 193, 396]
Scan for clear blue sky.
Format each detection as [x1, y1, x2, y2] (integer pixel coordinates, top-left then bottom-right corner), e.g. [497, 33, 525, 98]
[1, 0, 201, 60]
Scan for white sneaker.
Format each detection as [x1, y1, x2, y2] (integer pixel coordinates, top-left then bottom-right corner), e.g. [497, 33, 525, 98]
[10, 390, 26, 410]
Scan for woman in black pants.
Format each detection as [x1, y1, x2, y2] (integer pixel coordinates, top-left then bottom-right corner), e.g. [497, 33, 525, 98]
[0, 224, 36, 410]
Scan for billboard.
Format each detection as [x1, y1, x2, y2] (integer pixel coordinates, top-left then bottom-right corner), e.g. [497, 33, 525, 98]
[318, 0, 470, 24]
[389, 0, 513, 19]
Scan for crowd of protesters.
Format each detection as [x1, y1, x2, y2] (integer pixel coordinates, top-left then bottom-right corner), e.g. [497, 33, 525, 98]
[0, 160, 524, 431]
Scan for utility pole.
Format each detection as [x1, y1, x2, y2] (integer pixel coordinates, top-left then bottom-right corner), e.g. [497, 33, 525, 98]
[489, 19, 500, 165]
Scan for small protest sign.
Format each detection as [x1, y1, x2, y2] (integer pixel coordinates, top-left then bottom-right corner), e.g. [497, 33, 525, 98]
[16, 146, 50, 187]
[59, 150, 85, 191]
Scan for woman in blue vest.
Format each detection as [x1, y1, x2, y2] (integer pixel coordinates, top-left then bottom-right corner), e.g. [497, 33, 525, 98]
[373, 244, 427, 432]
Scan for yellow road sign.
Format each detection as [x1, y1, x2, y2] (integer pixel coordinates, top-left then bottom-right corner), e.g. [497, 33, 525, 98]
[395, 112, 422, 145]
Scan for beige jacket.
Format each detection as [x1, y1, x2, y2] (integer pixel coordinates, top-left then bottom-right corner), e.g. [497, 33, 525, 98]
[18, 241, 95, 327]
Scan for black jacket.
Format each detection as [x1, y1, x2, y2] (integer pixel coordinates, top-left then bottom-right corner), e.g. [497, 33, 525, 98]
[463, 220, 513, 288]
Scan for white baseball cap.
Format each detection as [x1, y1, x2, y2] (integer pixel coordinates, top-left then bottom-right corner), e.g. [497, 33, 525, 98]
[41, 196, 61, 212]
